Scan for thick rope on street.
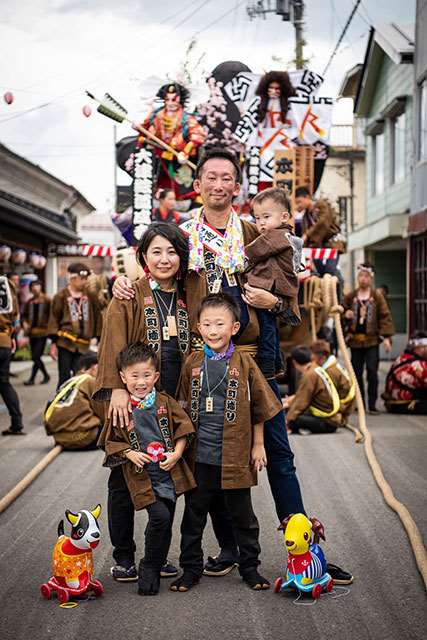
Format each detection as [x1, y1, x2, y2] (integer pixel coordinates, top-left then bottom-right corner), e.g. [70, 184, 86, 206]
[0, 445, 63, 514]
[322, 274, 427, 590]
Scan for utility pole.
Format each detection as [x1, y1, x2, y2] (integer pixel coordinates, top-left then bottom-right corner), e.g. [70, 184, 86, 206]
[247, 0, 307, 69]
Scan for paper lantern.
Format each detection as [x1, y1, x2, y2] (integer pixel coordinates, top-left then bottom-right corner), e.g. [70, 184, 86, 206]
[82, 105, 92, 118]
[0, 245, 12, 262]
[12, 249, 27, 264]
[4, 91, 14, 105]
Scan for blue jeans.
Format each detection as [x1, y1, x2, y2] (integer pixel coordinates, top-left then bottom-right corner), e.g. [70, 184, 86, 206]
[257, 309, 282, 379]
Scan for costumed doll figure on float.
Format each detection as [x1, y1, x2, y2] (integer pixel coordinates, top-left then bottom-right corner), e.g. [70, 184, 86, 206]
[40, 505, 104, 604]
[274, 513, 333, 599]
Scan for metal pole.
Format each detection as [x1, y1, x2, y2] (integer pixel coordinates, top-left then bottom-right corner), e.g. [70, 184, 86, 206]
[292, 1, 305, 69]
[113, 124, 117, 213]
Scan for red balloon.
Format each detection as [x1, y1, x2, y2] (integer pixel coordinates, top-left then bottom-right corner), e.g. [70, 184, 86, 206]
[82, 104, 92, 118]
[4, 91, 14, 105]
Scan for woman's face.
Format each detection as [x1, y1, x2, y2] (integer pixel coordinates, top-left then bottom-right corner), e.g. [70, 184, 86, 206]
[143, 235, 180, 285]
[162, 191, 176, 212]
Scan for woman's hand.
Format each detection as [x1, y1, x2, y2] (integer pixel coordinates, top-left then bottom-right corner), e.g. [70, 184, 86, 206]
[159, 451, 181, 472]
[125, 450, 152, 469]
[251, 444, 267, 472]
[109, 388, 132, 428]
[112, 276, 135, 300]
[242, 283, 278, 309]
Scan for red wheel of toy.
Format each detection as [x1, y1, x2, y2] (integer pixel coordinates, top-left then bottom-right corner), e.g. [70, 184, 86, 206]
[326, 578, 334, 593]
[91, 580, 104, 597]
[57, 587, 69, 604]
[273, 577, 283, 593]
[40, 584, 52, 600]
[312, 584, 322, 599]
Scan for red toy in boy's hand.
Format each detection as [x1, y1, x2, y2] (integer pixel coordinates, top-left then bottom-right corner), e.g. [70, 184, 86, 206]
[147, 441, 166, 463]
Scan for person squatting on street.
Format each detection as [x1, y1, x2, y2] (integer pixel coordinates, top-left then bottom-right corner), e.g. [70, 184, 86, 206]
[22, 280, 51, 386]
[382, 331, 427, 414]
[44, 353, 105, 450]
[47, 263, 102, 390]
[171, 293, 282, 592]
[0, 275, 25, 436]
[100, 343, 195, 596]
[343, 263, 394, 414]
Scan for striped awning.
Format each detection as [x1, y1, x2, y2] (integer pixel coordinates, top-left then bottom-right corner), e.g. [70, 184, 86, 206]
[80, 244, 115, 257]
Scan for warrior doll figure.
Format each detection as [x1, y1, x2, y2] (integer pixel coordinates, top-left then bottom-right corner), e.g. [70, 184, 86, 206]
[138, 83, 206, 202]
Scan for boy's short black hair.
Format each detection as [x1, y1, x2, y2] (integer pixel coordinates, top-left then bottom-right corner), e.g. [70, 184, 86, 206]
[77, 352, 98, 371]
[197, 293, 241, 323]
[195, 147, 242, 183]
[252, 187, 291, 212]
[117, 342, 159, 372]
[68, 262, 90, 276]
[291, 345, 312, 365]
[295, 186, 311, 198]
[311, 340, 331, 358]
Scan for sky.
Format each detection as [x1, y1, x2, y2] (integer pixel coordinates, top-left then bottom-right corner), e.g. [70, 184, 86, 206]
[0, 0, 416, 213]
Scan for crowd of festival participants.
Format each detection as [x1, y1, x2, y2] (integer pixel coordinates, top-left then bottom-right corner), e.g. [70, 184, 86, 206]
[1, 148, 427, 598]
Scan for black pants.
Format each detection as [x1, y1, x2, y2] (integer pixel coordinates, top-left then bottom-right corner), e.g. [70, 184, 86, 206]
[57, 346, 81, 389]
[180, 463, 260, 578]
[385, 399, 427, 415]
[107, 466, 175, 568]
[351, 345, 379, 410]
[143, 498, 176, 571]
[289, 414, 337, 434]
[0, 347, 23, 431]
[28, 337, 48, 381]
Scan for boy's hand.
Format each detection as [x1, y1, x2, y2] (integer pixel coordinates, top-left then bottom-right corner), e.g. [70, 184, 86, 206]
[125, 450, 152, 469]
[112, 276, 136, 300]
[159, 451, 181, 472]
[251, 444, 267, 472]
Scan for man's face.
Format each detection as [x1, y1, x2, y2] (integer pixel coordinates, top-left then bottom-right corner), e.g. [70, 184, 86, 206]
[357, 271, 372, 289]
[194, 158, 240, 211]
[30, 283, 42, 297]
[69, 273, 88, 292]
[164, 91, 180, 112]
[295, 195, 312, 212]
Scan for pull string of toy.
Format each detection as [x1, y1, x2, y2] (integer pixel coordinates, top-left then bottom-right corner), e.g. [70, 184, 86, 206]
[292, 586, 350, 606]
[320, 273, 427, 590]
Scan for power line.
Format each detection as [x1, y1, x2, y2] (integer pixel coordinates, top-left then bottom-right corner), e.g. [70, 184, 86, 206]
[322, 0, 362, 77]
[192, 0, 246, 38]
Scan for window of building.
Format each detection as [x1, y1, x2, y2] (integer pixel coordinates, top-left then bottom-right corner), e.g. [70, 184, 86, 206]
[420, 78, 427, 161]
[372, 132, 384, 195]
[392, 111, 406, 184]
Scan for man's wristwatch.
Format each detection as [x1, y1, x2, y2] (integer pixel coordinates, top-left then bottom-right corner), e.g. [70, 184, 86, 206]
[269, 297, 283, 314]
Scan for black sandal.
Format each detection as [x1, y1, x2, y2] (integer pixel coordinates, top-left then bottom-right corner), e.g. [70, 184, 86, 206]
[138, 566, 160, 596]
[241, 569, 270, 591]
[169, 572, 200, 592]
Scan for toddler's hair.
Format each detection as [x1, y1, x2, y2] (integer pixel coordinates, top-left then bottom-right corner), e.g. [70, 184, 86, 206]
[198, 293, 241, 323]
[252, 187, 291, 213]
[117, 342, 159, 372]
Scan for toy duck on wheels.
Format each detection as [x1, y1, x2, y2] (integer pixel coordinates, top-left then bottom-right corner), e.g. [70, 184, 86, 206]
[40, 505, 104, 604]
[274, 513, 333, 600]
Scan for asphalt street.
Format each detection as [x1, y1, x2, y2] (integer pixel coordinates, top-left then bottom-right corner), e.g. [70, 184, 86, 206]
[0, 361, 426, 640]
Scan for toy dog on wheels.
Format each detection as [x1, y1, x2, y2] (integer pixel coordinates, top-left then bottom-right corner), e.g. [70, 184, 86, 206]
[274, 513, 333, 600]
[40, 505, 104, 604]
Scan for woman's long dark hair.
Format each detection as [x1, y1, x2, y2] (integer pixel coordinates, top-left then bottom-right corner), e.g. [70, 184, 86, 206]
[136, 222, 189, 278]
[255, 71, 296, 124]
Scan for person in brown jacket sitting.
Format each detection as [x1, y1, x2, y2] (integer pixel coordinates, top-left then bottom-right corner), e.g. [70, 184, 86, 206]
[243, 187, 302, 379]
[343, 263, 394, 414]
[285, 345, 342, 434]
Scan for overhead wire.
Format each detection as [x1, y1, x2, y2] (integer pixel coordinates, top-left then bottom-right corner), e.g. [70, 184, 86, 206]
[322, 0, 362, 77]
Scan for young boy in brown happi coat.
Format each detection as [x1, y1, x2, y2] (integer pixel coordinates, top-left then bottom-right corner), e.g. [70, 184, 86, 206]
[100, 343, 195, 596]
[171, 293, 283, 593]
[242, 187, 302, 379]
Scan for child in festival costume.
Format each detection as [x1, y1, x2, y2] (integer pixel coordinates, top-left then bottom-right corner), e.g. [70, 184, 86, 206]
[100, 343, 195, 596]
[242, 187, 301, 379]
[171, 293, 283, 593]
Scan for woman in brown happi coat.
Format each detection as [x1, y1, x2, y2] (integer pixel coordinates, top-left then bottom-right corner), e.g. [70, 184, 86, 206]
[22, 280, 51, 385]
[94, 222, 190, 582]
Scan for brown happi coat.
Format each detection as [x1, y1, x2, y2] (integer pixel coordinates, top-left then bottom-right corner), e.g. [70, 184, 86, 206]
[325, 358, 355, 418]
[287, 364, 342, 426]
[47, 287, 101, 353]
[22, 293, 51, 337]
[0, 281, 19, 349]
[178, 350, 283, 489]
[93, 278, 190, 401]
[343, 289, 395, 348]
[184, 220, 260, 346]
[99, 392, 196, 510]
[44, 375, 106, 449]
[302, 199, 341, 248]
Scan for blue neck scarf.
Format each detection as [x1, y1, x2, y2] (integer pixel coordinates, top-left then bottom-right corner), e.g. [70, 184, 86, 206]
[203, 341, 234, 361]
[131, 388, 157, 410]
